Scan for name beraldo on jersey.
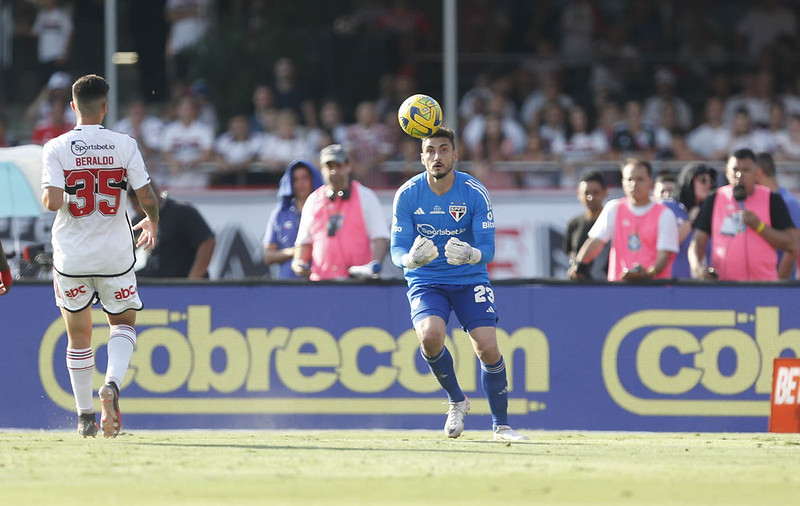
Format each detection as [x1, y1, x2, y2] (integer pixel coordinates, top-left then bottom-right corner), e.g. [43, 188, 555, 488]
[75, 156, 115, 166]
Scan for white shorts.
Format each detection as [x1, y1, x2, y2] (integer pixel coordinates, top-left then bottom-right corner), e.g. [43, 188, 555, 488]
[53, 269, 143, 314]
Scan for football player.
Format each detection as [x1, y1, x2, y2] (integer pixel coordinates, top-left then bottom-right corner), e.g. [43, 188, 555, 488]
[390, 127, 528, 441]
[42, 74, 159, 438]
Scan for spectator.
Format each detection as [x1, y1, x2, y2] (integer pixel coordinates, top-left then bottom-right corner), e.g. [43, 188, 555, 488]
[568, 159, 679, 282]
[24, 71, 76, 125]
[129, 181, 216, 279]
[612, 99, 670, 157]
[551, 105, 609, 186]
[292, 144, 389, 281]
[755, 151, 800, 279]
[736, 0, 796, 59]
[458, 72, 492, 124]
[725, 107, 775, 154]
[273, 57, 317, 128]
[519, 72, 574, 129]
[165, 0, 214, 89]
[190, 79, 219, 133]
[212, 114, 262, 186]
[344, 101, 394, 186]
[536, 100, 568, 154]
[558, 0, 598, 64]
[258, 109, 312, 180]
[689, 148, 798, 281]
[306, 99, 348, 153]
[686, 96, 730, 160]
[775, 113, 800, 160]
[643, 68, 693, 132]
[564, 170, 609, 280]
[263, 159, 324, 279]
[249, 84, 277, 133]
[31, 0, 73, 86]
[113, 99, 165, 167]
[676, 162, 717, 223]
[30, 97, 73, 145]
[654, 172, 677, 200]
[161, 95, 215, 184]
[655, 171, 693, 279]
[552, 105, 610, 162]
[463, 93, 527, 155]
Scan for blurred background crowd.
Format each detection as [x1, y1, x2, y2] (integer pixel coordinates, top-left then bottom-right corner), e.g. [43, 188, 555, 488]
[3, 0, 800, 190]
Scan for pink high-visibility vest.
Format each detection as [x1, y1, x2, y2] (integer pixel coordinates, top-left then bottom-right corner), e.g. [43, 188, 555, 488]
[711, 184, 776, 280]
[609, 197, 674, 281]
[307, 181, 372, 280]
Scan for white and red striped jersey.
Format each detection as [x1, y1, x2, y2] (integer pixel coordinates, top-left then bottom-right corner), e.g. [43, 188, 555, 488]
[42, 125, 151, 276]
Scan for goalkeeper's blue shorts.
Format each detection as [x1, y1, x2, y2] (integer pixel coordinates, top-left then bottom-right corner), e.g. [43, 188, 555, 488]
[406, 283, 498, 332]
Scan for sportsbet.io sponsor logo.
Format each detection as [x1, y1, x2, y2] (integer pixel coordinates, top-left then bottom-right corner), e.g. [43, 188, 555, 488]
[416, 223, 467, 238]
[70, 139, 116, 156]
[602, 307, 800, 417]
[38, 306, 548, 415]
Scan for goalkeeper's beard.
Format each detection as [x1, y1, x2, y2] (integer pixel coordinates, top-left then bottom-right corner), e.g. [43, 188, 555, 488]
[430, 163, 453, 180]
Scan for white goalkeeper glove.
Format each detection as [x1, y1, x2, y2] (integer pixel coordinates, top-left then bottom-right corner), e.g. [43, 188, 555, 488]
[401, 235, 439, 269]
[348, 260, 382, 279]
[444, 237, 482, 265]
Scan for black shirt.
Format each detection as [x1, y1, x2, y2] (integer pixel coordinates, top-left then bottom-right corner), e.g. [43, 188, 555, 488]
[564, 214, 609, 280]
[138, 198, 214, 278]
[693, 188, 795, 234]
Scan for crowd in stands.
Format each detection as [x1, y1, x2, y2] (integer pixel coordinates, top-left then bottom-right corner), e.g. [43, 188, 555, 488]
[5, 1, 800, 190]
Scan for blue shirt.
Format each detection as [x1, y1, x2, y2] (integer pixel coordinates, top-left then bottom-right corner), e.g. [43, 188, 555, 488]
[660, 198, 691, 279]
[777, 186, 800, 279]
[391, 170, 495, 287]
[265, 202, 302, 279]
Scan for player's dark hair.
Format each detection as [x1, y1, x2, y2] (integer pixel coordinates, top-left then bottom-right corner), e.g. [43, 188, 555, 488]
[580, 170, 606, 189]
[425, 126, 456, 150]
[755, 151, 776, 177]
[732, 148, 756, 161]
[622, 158, 652, 177]
[655, 171, 676, 184]
[72, 74, 109, 114]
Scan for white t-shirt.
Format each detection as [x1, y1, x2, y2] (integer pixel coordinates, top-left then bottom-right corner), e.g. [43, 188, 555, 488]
[32, 7, 73, 63]
[295, 184, 390, 246]
[166, 0, 213, 53]
[588, 198, 679, 253]
[215, 132, 263, 165]
[114, 116, 165, 152]
[42, 125, 152, 276]
[161, 120, 214, 164]
[686, 124, 731, 159]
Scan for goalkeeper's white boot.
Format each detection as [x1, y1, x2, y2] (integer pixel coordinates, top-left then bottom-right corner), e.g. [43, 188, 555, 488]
[493, 425, 529, 441]
[444, 396, 470, 438]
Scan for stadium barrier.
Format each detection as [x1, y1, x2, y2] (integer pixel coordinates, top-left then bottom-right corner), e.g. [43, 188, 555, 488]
[2, 280, 798, 432]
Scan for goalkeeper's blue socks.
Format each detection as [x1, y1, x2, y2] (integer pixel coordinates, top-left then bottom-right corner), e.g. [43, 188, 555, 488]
[422, 346, 465, 403]
[481, 356, 509, 428]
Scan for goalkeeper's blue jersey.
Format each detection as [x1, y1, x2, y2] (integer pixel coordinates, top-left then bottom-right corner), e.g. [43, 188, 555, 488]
[391, 170, 495, 288]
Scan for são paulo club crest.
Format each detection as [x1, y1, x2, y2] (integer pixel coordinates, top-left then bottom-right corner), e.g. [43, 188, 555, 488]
[449, 203, 466, 222]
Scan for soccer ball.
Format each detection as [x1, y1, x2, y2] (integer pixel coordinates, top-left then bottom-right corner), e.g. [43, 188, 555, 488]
[398, 94, 443, 138]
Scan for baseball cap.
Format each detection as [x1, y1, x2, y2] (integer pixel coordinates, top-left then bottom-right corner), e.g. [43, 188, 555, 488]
[319, 144, 348, 165]
[47, 71, 72, 90]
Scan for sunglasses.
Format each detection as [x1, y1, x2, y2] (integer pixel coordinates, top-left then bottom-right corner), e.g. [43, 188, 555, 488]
[696, 175, 712, 184]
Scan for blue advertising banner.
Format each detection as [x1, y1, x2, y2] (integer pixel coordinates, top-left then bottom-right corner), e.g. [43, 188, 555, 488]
[1, 282, 797, 432]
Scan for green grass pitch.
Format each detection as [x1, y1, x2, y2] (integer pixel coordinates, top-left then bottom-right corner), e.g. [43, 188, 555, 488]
[1, 430, 799, 505]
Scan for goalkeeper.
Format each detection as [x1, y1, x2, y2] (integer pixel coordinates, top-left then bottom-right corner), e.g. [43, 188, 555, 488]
[390, 127, 527, 442]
